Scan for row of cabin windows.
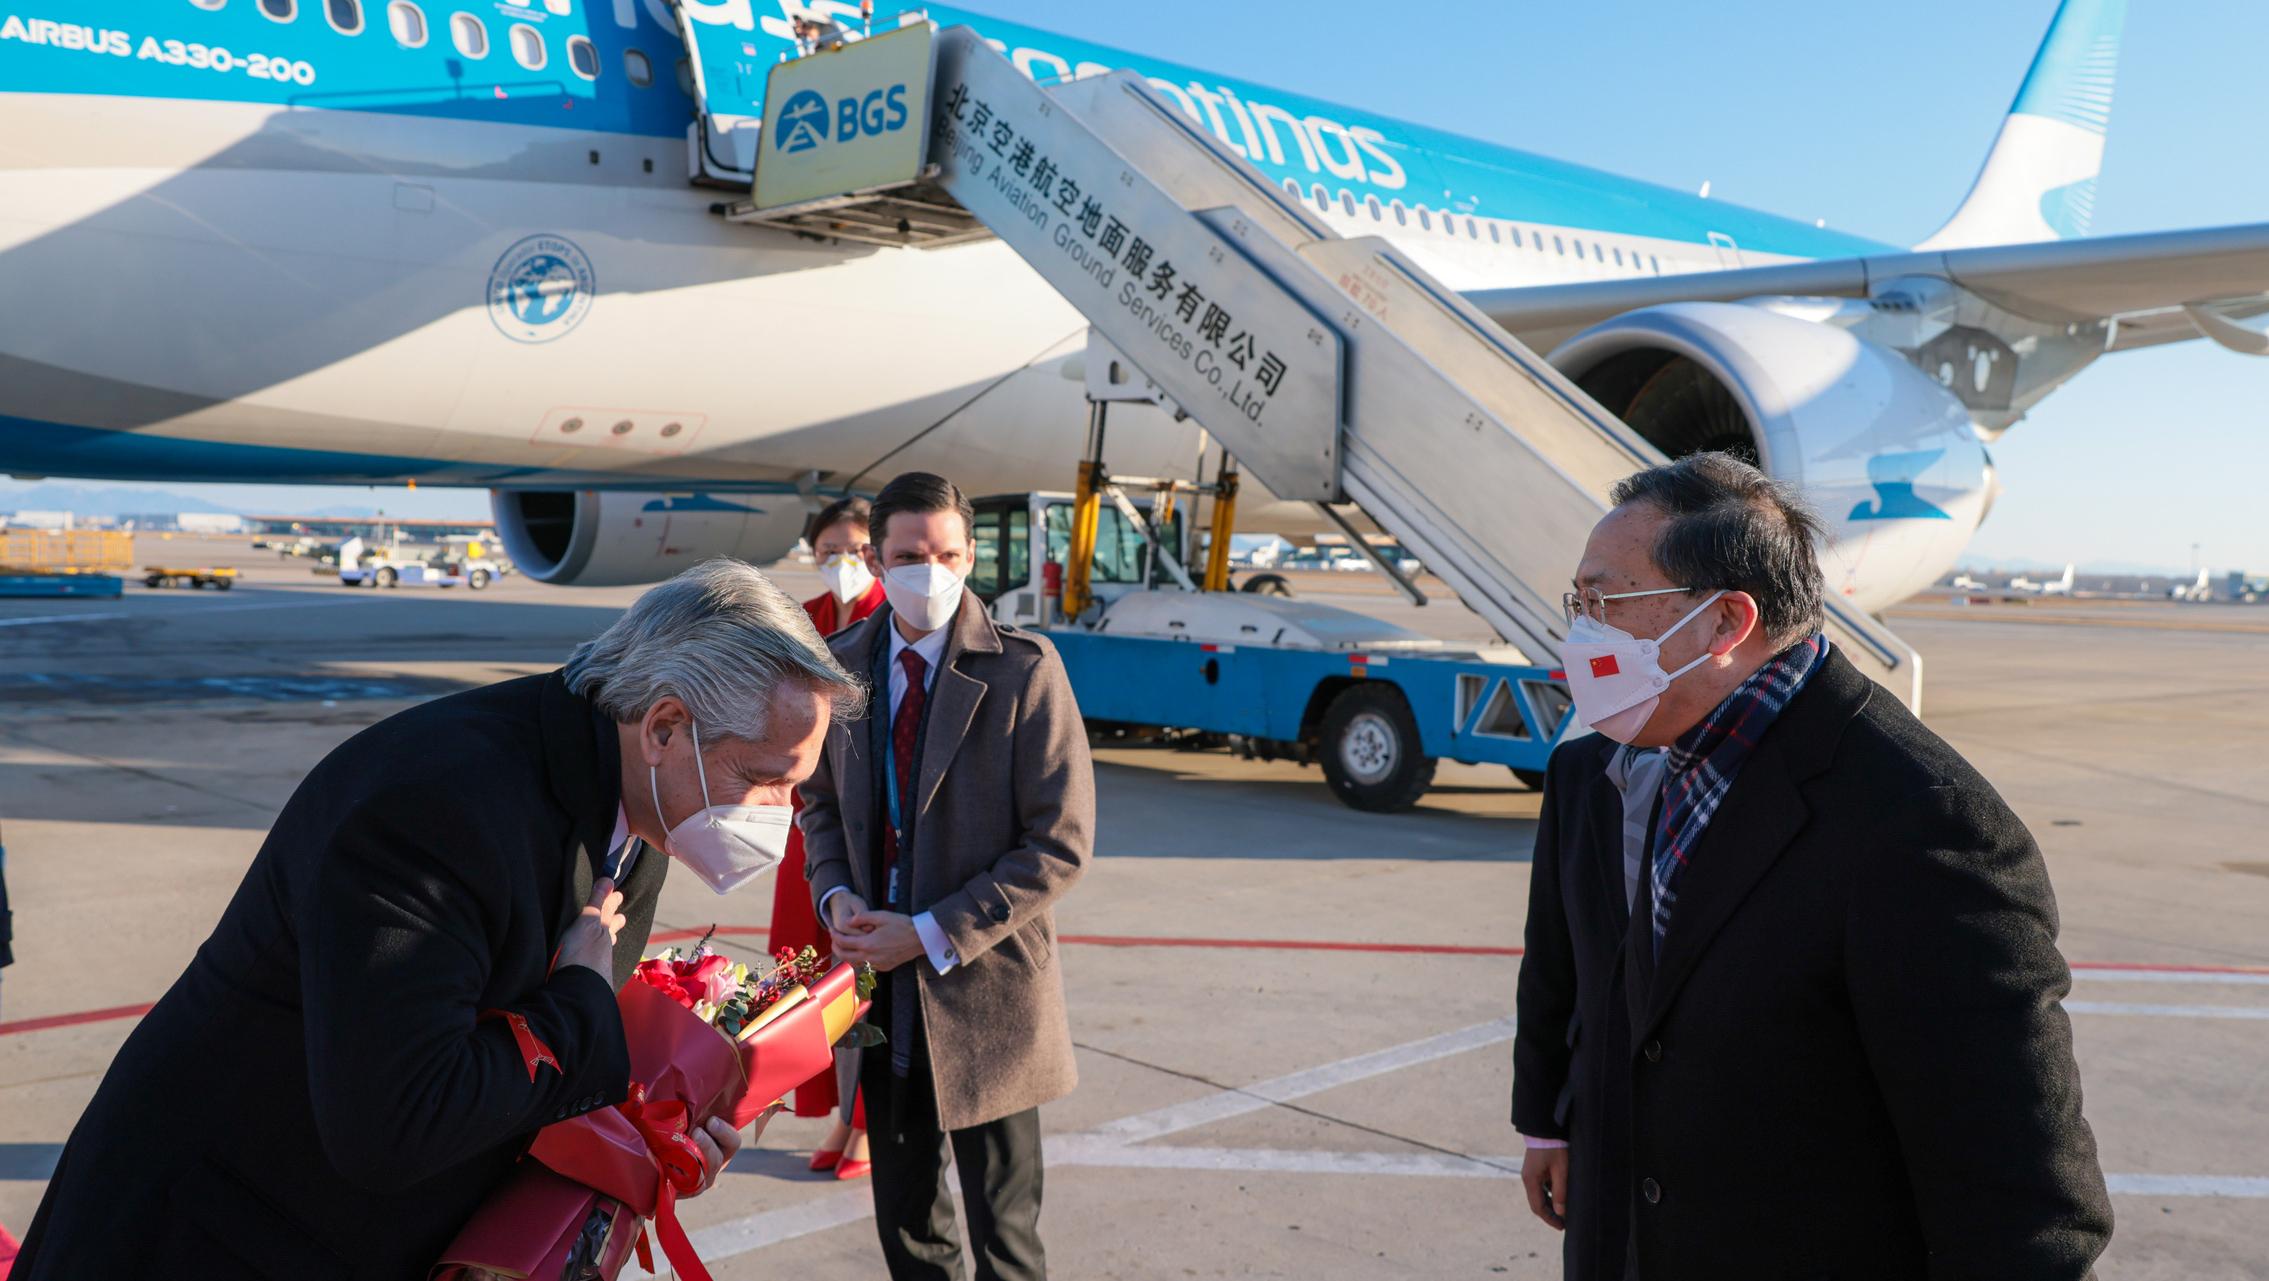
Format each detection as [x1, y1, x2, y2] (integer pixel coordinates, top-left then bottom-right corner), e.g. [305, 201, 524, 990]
[187, 0, 632, 84]
[1279, 176, 1663, 274]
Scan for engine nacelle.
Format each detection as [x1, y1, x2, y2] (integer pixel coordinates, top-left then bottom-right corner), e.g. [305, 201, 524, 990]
[490, 490, 807, 586]
[1550, 303, 1991, 612]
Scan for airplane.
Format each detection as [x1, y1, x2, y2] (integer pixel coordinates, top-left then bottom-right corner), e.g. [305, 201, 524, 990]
[3, 0, 2266, 623]
[2008, 563, 2076, 595]
[2168, 567, 2212, 601]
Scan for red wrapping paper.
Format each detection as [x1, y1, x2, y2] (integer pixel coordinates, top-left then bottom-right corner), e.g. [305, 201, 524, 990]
[432, 962, 867, 1280]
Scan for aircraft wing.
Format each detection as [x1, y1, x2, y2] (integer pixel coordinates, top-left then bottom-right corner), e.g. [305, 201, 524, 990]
[1465, 221, 2269, 355]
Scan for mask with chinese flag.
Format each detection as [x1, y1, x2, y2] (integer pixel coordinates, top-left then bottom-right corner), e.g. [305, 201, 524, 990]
[1561, 591, 1725, 743]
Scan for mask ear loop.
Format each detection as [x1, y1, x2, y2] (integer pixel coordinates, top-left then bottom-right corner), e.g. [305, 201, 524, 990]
[688, 719, 720, 827]
[1657, 591, 1730, 682]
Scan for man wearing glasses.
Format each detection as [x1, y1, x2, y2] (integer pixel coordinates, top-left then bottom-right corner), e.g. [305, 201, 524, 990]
[1511, 452, 2110, 1279]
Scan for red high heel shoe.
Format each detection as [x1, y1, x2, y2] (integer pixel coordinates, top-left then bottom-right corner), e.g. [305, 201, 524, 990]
[808, 1146, 844, 1172]
[834, 1156, 871, 1182]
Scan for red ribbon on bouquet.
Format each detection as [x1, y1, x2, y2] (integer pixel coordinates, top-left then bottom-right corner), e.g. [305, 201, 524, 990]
[619, 1082, 714, 1281]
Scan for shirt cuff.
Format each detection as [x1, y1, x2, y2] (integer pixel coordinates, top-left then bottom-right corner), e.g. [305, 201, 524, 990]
[1521, 1135, 1570, 1150]
[817, 885, 851, 923]
[911, 911, 959, 974]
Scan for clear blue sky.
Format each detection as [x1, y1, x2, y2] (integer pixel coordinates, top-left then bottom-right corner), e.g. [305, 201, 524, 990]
[39, 0, 2269, 571]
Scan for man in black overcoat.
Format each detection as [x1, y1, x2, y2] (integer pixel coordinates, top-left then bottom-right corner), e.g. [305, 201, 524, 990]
[1513, 453, 2112, 1279]
[14, 559, 860, 1279]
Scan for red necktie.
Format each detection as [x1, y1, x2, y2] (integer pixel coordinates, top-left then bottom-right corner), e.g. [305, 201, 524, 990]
[883, 647, 928, 878]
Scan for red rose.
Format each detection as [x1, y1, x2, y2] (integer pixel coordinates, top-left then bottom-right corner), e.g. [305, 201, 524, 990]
[633, 959, 699, 1011]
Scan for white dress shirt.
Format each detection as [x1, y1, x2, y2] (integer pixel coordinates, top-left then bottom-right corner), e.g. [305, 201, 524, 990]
[820, 619, 960, 974]
[605, 806, 636, 881]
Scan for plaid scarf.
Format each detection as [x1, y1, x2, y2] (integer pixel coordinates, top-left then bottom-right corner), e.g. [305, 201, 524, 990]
[1650, 633, 1826, 955]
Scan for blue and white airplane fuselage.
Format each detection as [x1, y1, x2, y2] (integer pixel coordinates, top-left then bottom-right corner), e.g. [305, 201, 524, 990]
[0, 0, 2239, 605]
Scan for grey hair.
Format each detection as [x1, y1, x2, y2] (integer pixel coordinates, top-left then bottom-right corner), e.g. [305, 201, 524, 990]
[1609, 451, 1827, 647]
[564, 558, 865, 738]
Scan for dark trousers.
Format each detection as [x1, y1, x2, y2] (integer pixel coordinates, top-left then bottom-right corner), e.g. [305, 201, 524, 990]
[861, 1016, 1046, 1281]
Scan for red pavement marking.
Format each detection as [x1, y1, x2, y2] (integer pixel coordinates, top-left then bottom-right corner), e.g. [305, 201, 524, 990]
[0, 1002, 157, 1037]
[4, 947, 2263, 1038]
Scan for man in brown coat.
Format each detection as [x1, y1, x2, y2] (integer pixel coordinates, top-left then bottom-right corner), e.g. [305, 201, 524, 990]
[800, 471, 1094, 1281]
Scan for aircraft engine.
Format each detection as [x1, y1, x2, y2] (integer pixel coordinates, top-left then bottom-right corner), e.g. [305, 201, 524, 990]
[489, 490, 808, 587]
[1550, 302, 1991, 612]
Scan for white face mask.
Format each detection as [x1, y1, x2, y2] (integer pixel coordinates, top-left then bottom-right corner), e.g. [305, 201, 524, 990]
[1561, 590, 1727, 744]
[882, 561, 965, 632]
[650, 720, 792, 895]
[818, 552, 875, 605]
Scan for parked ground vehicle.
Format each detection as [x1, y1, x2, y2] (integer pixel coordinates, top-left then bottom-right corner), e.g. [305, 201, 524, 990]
[966, 491, 1566, 812]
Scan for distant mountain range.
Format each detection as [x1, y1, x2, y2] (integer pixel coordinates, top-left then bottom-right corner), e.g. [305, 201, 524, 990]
[0, 483, 401, 520]
[0, 482, 238, 516]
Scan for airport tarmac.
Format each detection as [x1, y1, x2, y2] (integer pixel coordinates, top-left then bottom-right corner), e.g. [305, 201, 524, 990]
[0, 538, 2263, 1278]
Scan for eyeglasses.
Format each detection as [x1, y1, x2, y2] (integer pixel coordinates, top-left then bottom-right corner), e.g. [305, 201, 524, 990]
[1561, 585, 1695, 626]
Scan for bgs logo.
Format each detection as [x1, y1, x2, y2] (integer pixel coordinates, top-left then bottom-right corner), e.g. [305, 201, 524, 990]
[774, 89, 830, 152]
[772, 83, 910, 153]
[486, 234, 595, 344]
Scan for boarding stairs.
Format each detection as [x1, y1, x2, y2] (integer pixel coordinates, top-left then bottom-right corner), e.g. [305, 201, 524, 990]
[711, 23, 1921, 707]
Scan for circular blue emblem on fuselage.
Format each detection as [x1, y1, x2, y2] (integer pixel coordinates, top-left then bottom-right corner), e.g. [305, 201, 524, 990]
[487, 234, 596, 343]
[775, 89, 830, 153]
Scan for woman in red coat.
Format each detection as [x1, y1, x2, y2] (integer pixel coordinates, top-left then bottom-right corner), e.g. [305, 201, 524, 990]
[770, 496, 886, 1178]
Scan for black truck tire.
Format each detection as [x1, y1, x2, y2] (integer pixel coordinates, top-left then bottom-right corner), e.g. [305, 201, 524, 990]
[1318, 683, 1435, 813]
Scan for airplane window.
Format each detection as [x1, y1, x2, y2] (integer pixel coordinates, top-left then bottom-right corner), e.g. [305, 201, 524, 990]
[260, 0, 296, 20]
[1416, 206, 1431, 230]
[510, 22, 545, 69]
[1650, 254, 1662, 273]
[1468, 217, 1482, 239]
[450, 12, 485, 57]
[1391, 201, 1406, 226]
[386, 0, 425, 44]
[1340, 191, 1355, 216]
[1592, 242, 1604, 261]
[568, 35, 599, 79]
[1365, 195, 1381, 220]
[1507, 226, 1520, 247]
[1312, 183, 1328, 207]
[624, 47, 653, 87]
[1613, 246, 1624, 266]
[1281, 178, 1300, 199]
[675, 56, 693, 96]
[1553, 235, 1564, 254]
[326, 0, 363, 33]
[1488, 221, 1500, 244]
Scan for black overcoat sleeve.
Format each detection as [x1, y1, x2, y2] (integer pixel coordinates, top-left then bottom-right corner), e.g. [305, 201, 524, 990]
[1512, 743, 1582, 1139]
[1845, 783, 2114, 1279]
[296, 787, 630, 1193]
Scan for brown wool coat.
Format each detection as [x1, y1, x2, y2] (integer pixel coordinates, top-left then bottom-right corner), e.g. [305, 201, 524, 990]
[798, 592, 1095, 1131]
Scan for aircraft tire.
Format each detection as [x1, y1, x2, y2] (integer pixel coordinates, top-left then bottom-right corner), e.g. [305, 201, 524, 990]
[1240, 573, 1293, 598]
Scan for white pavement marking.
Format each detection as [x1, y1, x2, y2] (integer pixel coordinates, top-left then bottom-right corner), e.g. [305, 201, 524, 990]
[655, 1017, 1518, 1267]
[626, 1187, 879, 1276]
[2104, 1173, 2269, 1198]
[1050, 1138, 1512, 1180]
[2074, 968, 2269, 986]
[1085, 1016, 1517, 1145]
[596, 1009, 2269, 1273]
[2065, 1001, 2269, 1020]
[0, 611, 129, 628]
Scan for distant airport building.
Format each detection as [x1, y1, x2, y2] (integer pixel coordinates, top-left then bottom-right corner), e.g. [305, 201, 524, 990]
[175, 512, 247, 534]
[245, 514, 497, 540]
[3, 509, 75, 531]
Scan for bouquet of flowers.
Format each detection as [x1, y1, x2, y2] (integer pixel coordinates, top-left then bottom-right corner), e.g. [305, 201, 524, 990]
[432, 938, 877, 1281]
